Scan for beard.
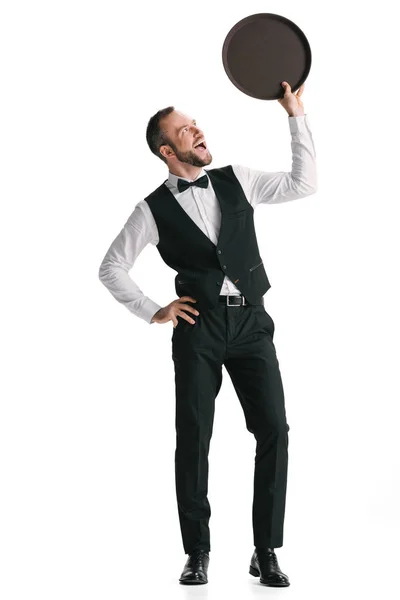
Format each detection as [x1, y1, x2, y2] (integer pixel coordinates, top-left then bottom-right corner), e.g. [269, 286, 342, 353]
[168, 140, 212, 167]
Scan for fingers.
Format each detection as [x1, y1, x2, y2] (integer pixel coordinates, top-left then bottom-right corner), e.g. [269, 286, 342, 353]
[176, 297, 199, 314]
[179, 307, 199, 318]
[177, 309, 197, 324]
[173, 296, 200, 327]
[179, 303, 200, 316]
[178, 297, 199, 313]
[281, 81, 305, 96]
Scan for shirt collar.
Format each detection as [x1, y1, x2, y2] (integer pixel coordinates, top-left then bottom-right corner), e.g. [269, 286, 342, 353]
[167, 168, 207, 191]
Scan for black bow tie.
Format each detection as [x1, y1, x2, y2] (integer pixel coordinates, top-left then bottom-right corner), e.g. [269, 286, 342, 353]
[177, 174, 209, 193]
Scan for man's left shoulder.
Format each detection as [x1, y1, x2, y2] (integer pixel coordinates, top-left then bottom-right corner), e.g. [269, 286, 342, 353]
[206, 164, 243, 181]
[205, 164, 233, 175]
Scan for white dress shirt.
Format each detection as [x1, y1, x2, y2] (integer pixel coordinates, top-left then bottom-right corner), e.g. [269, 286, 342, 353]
[99, 114, 317, 324]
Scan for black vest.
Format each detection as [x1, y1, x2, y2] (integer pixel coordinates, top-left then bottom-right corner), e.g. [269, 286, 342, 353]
[144, 165, 271, 308]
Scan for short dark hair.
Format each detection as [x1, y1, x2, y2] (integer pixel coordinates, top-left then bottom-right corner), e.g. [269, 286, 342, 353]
[146, 106, 175, 163]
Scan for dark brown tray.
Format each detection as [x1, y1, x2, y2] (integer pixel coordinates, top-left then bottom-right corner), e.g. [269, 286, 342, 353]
[222, 13, 312, 100]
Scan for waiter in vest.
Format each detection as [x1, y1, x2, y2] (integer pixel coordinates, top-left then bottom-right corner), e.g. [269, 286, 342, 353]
[98, 81, 317, 586]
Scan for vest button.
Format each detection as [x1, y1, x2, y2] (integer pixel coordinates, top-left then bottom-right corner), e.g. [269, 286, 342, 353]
[217, 249, 222, 254]
[216, 281, 221, 285]
[223, 265, 227, 269]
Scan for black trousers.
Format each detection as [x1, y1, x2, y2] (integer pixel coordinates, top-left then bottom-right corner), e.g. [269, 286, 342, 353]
[171, 298, 290, 555]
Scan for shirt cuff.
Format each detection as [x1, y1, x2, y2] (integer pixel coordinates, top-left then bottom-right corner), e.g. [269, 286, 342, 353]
[140, 298, 163, 324]
[288, 113, 307, 134]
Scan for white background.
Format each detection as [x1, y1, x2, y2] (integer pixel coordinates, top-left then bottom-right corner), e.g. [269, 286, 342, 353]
[1, 0, 400, 598]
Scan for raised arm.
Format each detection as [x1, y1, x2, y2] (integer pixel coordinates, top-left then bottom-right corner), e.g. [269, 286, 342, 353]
[233, 113, 317, 207]
[233, 81, 317, 206]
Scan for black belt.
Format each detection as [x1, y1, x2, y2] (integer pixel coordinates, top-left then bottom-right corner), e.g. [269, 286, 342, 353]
[218, 294, 264, 306]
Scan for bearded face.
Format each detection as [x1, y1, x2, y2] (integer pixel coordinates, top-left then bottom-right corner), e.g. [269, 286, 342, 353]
[160, 111, 212, 167]
[167, 137, 212, 167]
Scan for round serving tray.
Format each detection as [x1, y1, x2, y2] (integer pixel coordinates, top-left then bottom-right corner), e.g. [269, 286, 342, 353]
[222, 13, 312, 100]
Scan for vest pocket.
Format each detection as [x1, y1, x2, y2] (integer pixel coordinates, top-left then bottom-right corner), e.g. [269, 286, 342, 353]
[249, 260, 263, 272]
[225, 208, 247, 217]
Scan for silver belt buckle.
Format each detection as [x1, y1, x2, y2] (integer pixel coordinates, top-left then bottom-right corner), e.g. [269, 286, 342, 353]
[226, 294, 247, 306]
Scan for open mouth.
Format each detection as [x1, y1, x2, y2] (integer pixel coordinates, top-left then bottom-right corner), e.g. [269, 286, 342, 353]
[194, 140, 207, 152]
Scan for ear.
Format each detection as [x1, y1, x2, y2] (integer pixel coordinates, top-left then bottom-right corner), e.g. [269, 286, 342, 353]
[160, 144, 174, 160]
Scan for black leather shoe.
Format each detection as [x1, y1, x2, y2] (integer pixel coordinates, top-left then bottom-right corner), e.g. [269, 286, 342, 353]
[249, 547, 290, 586]
[179, 549, 209, 585]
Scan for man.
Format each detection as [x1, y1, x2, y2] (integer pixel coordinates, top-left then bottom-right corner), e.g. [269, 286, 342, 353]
[98, 81, 317, 586]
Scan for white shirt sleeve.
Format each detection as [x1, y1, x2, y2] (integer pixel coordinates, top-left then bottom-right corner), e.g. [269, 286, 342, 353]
[232, 114, 318, 208]
[98, 201, 162, 324]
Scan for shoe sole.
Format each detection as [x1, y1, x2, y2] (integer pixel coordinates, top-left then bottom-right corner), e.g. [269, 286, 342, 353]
[179, 579, 207, 585]
[249, 565, 290, 587]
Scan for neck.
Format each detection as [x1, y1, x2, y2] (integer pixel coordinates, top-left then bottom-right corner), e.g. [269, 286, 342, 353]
[167, 163, 203, 180]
